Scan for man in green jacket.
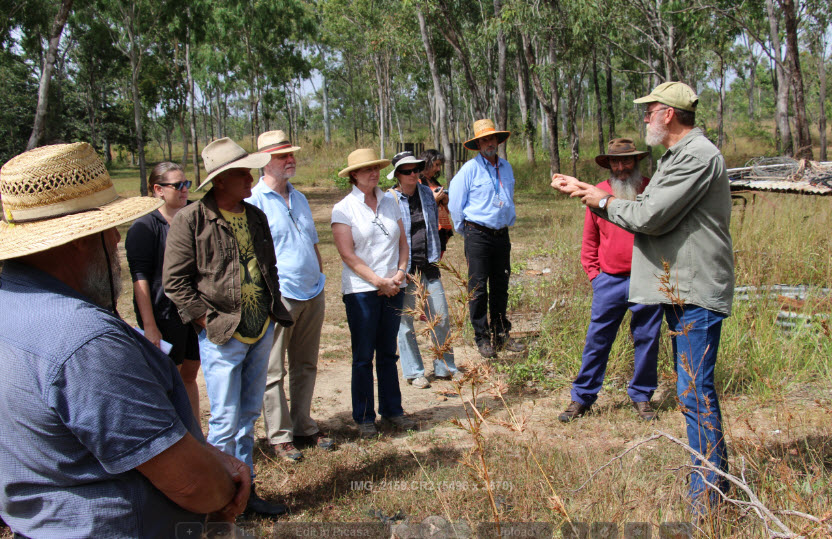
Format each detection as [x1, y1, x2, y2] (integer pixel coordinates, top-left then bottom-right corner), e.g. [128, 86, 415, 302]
[552, 81, 733, 517]
[164, 138, 294, 517]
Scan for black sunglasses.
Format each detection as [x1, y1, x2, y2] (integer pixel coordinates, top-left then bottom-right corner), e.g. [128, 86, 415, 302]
[398, 167, 423, 175]
[157, 180, 192, 191]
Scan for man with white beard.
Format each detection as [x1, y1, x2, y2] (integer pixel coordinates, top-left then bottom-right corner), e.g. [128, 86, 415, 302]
[558, 138, 663, 423]
[551, 82, 734, 518]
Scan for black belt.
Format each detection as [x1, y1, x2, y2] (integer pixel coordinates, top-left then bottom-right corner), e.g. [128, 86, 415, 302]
[464, 220, 508, 236]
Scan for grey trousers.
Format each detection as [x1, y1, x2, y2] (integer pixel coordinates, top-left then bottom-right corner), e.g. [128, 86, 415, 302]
[262, 290, 326, 444]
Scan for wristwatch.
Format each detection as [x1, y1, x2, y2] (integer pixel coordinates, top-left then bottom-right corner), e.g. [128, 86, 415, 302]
[599, 194, 614, 210]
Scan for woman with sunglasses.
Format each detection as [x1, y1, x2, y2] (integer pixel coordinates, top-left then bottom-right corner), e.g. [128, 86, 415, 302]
[387, 152, 461, 390]
[331, 149, 416, 438]
[126, 162, 201, 424]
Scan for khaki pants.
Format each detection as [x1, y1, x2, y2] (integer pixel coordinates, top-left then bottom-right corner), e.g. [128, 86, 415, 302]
[262, 290, 325, 444]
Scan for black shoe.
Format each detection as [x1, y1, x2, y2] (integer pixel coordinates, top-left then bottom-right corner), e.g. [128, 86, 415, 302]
[477, 342, 496, 358]
[295, 431, 336, 451]
[632, 401, 658, 421]
[245, 487, 288, 516]
[558, 401, 590, 423]
[496, 338, 526, 353]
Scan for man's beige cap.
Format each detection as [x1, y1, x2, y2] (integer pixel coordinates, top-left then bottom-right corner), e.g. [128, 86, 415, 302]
[634, 81, 698, 112]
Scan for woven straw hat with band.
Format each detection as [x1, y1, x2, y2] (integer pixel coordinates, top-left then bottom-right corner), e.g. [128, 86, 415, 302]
[0, 142, 162, 260]
[258, 130, 301, 155]
[338, 149, 391, 178]
[463, 119, 511, 151]
[198, 137, 271, 190]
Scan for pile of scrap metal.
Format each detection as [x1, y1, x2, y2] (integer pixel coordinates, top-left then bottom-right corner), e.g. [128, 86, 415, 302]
[728, 157, 832, 194]
[734, 285, 832, 330]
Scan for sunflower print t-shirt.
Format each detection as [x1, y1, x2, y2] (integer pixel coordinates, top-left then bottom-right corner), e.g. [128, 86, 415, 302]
[220, 208, 270, 343]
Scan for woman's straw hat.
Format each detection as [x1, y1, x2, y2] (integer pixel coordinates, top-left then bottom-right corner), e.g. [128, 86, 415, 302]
[257, 130, 301, 155]
[198, 137, 271, 190]
[463, 119, 511, 151]
[338, 148, 391, 178]
[0, 142, 162, 260]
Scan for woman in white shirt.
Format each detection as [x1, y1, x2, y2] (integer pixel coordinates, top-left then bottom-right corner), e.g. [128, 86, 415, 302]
[331, 149, 416, 438]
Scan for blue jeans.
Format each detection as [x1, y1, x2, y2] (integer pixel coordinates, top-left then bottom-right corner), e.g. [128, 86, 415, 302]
[665, 304, 729, 515]
[572, 273, 662, 405]
[398, 275, 457, 379]
[199, 323, 274, 478]
[343, 290, 405, 424]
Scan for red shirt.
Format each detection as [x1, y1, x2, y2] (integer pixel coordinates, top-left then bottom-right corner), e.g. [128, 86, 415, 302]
[580, 177, 650, 281]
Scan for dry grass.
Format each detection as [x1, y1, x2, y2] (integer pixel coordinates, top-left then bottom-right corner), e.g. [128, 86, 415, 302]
[5, 128, 831, 538]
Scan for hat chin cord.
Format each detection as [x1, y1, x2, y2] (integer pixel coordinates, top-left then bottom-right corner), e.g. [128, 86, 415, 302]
[100, 232, 119, 317]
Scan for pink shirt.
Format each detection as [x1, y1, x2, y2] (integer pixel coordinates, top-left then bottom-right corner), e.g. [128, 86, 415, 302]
[580, 177, 650, 281]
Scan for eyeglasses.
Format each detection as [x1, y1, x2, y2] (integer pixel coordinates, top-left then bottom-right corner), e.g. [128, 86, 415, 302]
[644, 107, 670, 120]
[157, 180, 192, 191]
[372, 215, 389, 236]
[398, 167, 422, 176]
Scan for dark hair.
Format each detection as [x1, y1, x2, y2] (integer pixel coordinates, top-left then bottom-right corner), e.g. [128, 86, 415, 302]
[149, 162, 184, 193]
[673, 107, 696, 127]
[419, 149, 444, 170]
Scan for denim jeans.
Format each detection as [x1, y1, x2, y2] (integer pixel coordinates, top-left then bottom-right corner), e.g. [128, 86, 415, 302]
[198, 323, 274, 478]
[463, 224, 511, 345]
[398, 274, 457, 379]
[665, 304, 729, 515]
[343, 290, 405, 424]
[571, 272, 662, 406]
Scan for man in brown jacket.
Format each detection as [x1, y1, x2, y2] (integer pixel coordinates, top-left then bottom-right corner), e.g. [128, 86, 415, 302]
[164, 138, 293, 517]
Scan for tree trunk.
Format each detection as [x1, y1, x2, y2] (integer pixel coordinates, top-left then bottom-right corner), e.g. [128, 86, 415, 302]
[125, 6, 147, 196]
[717, 52, 725, 150]
[494, 0, 508, 160]
[780, 0, 812, 158]
[418, 7, 454, 179]
[818, 33, 828, 161]
[515, 49, 534, 163]
[435, 0, 486, 117]
[767, 0, 793, 156]
[605, 50, 615, 138]
[522, 32, 559, 174]
[372, 54, 386, 158]
[27, 0, 74, 150]
[592, 46, 604, 154]
[185, 37, 200, 186]
[322, 69, 331, 144]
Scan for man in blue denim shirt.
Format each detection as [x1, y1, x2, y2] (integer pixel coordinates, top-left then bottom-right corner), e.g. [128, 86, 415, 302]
[247, 130, 332, 463]
[0, 143, 249, 537]
[449, 119, 527, 358]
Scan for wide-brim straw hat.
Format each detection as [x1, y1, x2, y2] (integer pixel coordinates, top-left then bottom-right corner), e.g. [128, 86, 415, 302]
[594, 138, 649, 169]
[338, 149, 391, 178]
[198, 137, 271, 190]
[463, 119, 511, 151]
[257, 130, 301, 155]
[0, 142, 162, 260]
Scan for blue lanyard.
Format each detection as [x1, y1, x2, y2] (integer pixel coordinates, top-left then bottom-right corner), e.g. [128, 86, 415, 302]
[479, 155, 503, 195]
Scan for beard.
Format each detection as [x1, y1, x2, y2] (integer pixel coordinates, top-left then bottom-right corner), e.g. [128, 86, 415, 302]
[609, 168, 643, 201]
[645, 118, 668, 147]
[80, 240, 122, 311]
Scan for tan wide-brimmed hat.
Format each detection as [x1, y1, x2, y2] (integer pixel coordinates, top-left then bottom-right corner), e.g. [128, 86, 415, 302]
[198, 137, 271, 190]
[257, 130, 301, 155]
[0, 142, 162, 260]
[463, 119, 511, 151]
[595, 138, 649, 169]
[338, 148, 391, 178]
